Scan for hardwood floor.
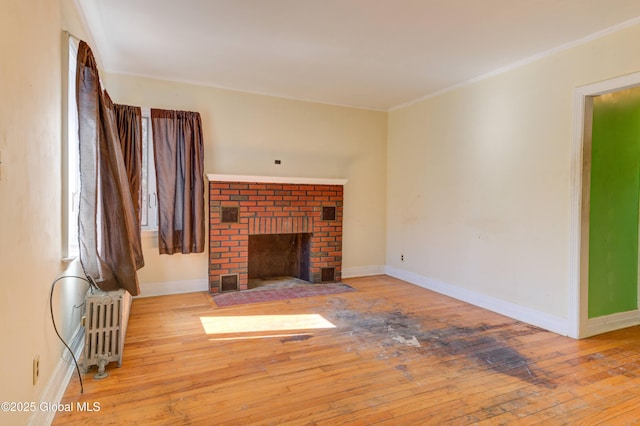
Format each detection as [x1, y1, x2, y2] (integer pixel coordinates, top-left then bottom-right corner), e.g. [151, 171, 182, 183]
[54, 275, 640, 425]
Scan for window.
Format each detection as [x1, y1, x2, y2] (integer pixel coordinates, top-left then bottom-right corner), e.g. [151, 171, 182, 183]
[64, 35, 157, 262]
[140, 110, 158, 231]
[63, 34, 80, 259]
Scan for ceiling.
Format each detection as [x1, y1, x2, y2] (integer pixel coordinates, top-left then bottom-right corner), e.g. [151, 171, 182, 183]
[77, 0, 640, 111]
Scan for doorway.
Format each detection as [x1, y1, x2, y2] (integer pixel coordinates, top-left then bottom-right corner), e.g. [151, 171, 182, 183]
[571, 71, 640, 338]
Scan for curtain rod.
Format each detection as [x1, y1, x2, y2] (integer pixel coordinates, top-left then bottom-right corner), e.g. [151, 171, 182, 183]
[63, 30, 83, 43]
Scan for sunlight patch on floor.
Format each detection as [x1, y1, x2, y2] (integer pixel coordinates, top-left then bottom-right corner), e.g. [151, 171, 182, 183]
[200, 314, 336, 335]
[208, 332, 313, 342]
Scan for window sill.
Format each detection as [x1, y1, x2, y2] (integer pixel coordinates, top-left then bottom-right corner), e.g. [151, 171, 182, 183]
[142, 229, 158, 239]
[61, 256, 77, 264]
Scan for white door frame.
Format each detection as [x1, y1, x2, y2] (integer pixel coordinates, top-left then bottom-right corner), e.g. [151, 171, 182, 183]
[569, 71, 640, 338]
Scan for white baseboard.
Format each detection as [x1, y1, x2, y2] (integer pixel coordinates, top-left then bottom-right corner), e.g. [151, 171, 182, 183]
[137, 268, 386, 297]
[28, 326, 84, 426]
[137, 278, 208, 298]
[385, 266, 569, 336]
[582, 309, 640, 338]
[342, 265, 385, 279]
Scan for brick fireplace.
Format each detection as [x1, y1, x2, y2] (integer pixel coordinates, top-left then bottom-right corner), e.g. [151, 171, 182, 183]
[207, 175, 347, 293]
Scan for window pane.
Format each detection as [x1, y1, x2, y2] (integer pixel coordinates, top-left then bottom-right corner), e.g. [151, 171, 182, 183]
[141, 117, 149, 227]
[67, 37, 80, 257]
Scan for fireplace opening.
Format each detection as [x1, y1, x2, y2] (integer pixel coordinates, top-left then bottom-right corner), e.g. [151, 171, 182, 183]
[248, 233, 311, 288]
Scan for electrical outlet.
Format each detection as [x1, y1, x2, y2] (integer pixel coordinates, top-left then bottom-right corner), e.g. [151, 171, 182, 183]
[33, 355, 40, 385]
[401, 254, 404, 262]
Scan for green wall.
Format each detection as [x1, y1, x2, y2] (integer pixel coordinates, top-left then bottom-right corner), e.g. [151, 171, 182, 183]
[589, 87, 640, 318]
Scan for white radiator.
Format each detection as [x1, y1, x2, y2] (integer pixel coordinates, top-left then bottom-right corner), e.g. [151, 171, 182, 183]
[80, 288, 132, 378]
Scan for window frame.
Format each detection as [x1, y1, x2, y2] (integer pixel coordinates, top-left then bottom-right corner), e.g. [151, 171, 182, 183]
[140, 108, 158, 232]
[62, 33, 80, 260]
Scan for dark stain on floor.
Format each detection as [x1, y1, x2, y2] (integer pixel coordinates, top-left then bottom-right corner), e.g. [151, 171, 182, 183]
[329, 304, 556, 388]
[280, 334, 313, 343]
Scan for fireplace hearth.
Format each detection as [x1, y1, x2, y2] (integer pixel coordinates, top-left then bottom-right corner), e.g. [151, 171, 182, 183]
[207, 175, 347, 293]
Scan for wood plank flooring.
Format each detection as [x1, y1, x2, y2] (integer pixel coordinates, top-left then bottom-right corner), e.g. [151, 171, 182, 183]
[53, 275, 640, 425]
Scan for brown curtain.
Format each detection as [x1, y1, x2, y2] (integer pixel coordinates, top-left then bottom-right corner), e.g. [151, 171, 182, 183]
[151, 108, 205, 255]
[76, 41, 144, 295]
[112, 102, 143, 247]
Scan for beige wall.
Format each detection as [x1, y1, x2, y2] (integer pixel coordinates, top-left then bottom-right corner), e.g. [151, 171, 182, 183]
[102, 74, 388, 290]
[387, 22, 640, 320]
[0, 1, 89, 424]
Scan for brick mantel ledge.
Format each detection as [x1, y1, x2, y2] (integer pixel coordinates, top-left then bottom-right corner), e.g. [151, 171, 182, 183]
[206, 174, 347, 186]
